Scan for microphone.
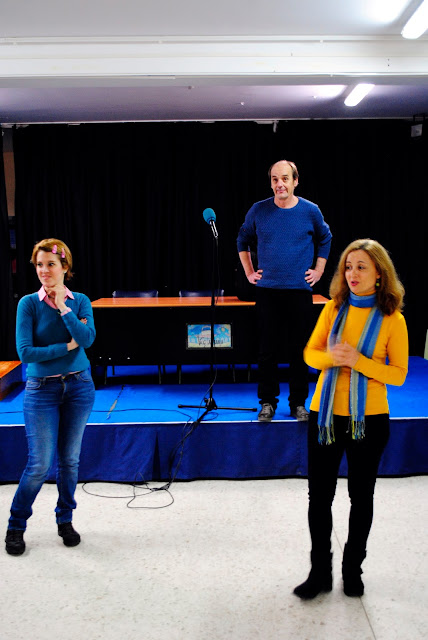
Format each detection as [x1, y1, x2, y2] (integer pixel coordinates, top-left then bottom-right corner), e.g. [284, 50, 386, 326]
[203, 208, 218, 239]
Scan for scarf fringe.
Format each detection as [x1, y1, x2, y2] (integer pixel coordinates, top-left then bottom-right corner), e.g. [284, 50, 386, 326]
[318, 423, 335, 445]
[318, 417, 366, 444]
[351, 417, 365, 440]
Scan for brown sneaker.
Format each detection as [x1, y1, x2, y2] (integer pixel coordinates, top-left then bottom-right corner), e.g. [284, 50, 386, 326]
[258, 403, 276, 422]
[290, 406, 309, 421]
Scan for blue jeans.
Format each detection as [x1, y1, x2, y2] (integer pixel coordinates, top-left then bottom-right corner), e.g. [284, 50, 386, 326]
[8, 369, 95, 530]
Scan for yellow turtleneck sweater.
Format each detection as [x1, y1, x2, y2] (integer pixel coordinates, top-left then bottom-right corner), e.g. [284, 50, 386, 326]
[304, 299, 408, 416]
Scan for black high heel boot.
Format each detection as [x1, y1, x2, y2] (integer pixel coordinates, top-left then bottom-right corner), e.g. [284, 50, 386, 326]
[342, 543, 366, 597]
[293, 551, 333, 599]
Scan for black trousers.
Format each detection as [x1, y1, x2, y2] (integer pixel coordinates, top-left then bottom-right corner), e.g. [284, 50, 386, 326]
[307, 411, 390, 556]
[256, 287, 313, 408]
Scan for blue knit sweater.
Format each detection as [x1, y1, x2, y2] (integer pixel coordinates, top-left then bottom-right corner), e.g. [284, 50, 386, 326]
[16, 292, 96, 377]
[237, 196, 332, 290]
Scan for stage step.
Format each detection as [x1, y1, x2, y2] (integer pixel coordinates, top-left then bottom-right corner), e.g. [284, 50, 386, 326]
[0, 361, 22, 400]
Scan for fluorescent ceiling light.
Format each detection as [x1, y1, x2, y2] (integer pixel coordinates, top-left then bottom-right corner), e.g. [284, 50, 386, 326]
[344, 84, 375, 107]
[312, 85, 345, 99]
[368, 0, 409, 23]
[402, 0, 428, 38]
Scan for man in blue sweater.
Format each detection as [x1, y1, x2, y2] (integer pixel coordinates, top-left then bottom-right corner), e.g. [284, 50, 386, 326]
[237, 160, 332, 422]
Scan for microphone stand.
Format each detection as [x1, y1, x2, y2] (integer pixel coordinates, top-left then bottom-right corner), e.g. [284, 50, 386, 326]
[178, 221, 257, 417]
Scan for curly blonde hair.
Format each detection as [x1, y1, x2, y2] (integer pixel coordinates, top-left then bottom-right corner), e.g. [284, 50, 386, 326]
[330, 238, 404, 315]
[31, 238, 74, 280]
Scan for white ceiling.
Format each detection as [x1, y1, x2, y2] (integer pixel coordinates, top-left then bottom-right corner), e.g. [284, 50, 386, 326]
[1, 0, 428, 124]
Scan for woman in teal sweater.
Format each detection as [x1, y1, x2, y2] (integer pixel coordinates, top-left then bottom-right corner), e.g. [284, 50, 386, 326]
[5, 238, 96, 556]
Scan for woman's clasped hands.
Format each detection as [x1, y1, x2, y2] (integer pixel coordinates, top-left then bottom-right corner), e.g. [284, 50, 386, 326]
[331, 341, 360, 368]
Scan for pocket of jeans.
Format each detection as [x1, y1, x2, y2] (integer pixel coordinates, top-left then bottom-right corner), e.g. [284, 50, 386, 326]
[26, 378, 42, 390]
[75, 368, 93, 383]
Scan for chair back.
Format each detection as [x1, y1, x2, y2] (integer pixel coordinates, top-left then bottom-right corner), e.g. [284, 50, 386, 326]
[112, 290, 159, 298]
[179, 289, 224, 297]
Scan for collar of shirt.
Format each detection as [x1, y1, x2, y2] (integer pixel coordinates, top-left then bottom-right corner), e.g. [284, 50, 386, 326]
[38, 285, 74, 309]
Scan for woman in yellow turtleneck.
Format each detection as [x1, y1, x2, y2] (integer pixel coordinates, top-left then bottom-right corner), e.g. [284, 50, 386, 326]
[294, 239, 408, 600]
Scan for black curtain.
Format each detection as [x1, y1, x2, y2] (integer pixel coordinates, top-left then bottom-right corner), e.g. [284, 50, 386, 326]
[13, 120, 428, 355]
[0, 133, 16, 359]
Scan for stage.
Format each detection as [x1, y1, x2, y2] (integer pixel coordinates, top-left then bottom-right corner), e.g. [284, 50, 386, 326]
[0, 357, 427, 483]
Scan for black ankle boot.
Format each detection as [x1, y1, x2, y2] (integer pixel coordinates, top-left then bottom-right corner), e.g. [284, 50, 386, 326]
[342, 543, 366, 597]
[5, 529, 25, 556]
[293, 552, 333, 599]
[58, 522, 80, 547]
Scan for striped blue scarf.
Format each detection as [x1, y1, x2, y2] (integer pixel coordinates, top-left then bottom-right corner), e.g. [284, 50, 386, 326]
[317, 292, 384, 445]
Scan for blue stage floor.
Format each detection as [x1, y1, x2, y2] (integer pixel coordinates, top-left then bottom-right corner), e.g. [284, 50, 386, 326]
[1, 357, 427, 424]
[1, 357, 427, 481]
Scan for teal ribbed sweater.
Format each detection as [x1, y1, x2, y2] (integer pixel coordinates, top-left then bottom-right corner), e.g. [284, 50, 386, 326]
[16, 292, 96, 377]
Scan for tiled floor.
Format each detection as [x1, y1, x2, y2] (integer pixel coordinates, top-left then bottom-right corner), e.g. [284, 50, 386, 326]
[0, 476, 427, 640]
